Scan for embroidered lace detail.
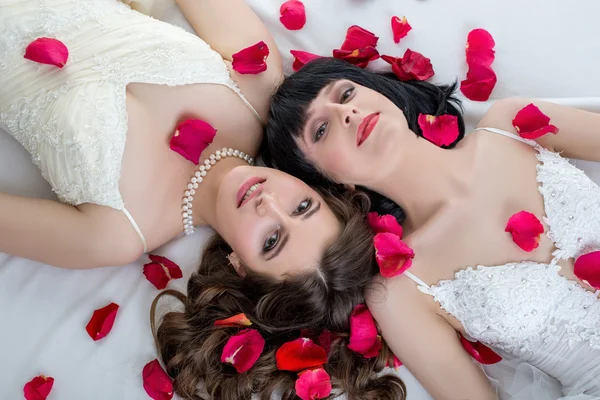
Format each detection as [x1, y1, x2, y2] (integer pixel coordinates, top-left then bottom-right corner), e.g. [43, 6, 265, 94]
[0, 0, 247, 209]
[421, 263, 600, 356]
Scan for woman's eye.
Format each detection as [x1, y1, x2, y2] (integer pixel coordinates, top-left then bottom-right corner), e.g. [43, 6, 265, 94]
[341, 87, 354, 103]
[314, 122, 327, 142]
[263, 230, 280, 252]
[293, 198, 312, 215]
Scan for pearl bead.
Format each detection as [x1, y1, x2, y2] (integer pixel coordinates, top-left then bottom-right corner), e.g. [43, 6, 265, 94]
[210, 159, 216, 165]
[195, 171, 201, 178]
[197, 177, 203, 183]
[182, 205, 188, 211]
[200, 165, 206, 171]
[240, 152, 245, 158]
[206, 162, 212, 169]
[187, 209, 193, 215]
[200, 171, 207, 176]
[182, 212, 188, 219]
[204, 159, 210, 165]
[193, 183, 199, 189]
[215, 155, 221, 160]
[210, 154, 216, 160]
[222, 147, 227, 154]
[191, 178, 197, 184]
[185, 191, 190, 197]
[190, 189, 196, 195]
[215, 150, 221, 156]
[187, 196, 193, 202]
[187, 183, 193, 190]
[233, 150, 239, 156]
[183, 198, 189, 204]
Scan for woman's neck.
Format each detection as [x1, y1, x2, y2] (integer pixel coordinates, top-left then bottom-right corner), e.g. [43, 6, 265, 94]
[370, 137, 478, 233]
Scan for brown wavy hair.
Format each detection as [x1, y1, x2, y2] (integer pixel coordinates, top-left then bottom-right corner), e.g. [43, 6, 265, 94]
[150, 190, 406, 400]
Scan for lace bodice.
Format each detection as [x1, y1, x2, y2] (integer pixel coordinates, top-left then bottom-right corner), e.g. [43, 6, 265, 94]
[0, 0, 255, 210]
[412, 128, 600, 396]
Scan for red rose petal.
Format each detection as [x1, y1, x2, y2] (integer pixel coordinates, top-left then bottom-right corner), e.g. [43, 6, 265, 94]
[348, 304, 382, 358]
[340, 25, 379, 50]
[505, 211, 544, 252]
[214, 313, 253, 327]
[333, 47, 379, 69]
[459, 335, 502, 365]
[221, 328, 265, 373]
[417, 113, 460, 147]
[460, 64, 497, 101]
[280, 0, 306, 31]
[373, 232, 415, 278]
[24, 37, 68, 68]
[295, 368, 332, 400]
[143, 255, 183, 290]
[391, 16, 412, 44]
[512, 103, 560, 140]
[276, 337, 328, 372]
[86, 302, 119, 341]
[23, 375, 54, 400]
[142, 359, 174, 400]
[169, 119, 216, 165]
[367, 212, 404, 237]
[232, 41, 270, 75]
[574, 250, 600, 290]
[290, 50, 321, 72]
[381, 49, 434, 82]
[466, 29, 495, 67]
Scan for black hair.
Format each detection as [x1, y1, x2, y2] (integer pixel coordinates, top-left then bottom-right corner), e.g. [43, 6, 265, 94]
[261, 57, 465, 223]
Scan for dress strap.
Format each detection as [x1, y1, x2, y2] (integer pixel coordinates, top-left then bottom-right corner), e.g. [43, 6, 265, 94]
[122, 208, 147, 253]
[404, 271, 430, 289]
[474, 127, 537, 147]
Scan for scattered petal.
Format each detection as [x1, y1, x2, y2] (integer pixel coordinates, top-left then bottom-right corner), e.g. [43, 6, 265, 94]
[385, 355, 403, 370]
[459, 335, 502, 365]
[317, 330, 335, 356]
[505, 211, 544, 252]
[333, 25, 380, 68]
[276, 338, 328, 372]
[143, 255, 183, 290]
[574, 250, 600, 290]
[374, 232, 415, 278]
[24, 37, 68, 68]
[142, 359, 174, 400]
[511, 103, 559, 140]
[417, 114, 460, 147]
[460, 64, 497, 101]
[381, 49, 434, 81]
[348, 304, 382, 358]
[221, 329, 265, 373]
[367, 212, 404, 237]
[280, 0, 306, 31]
[466, 29, 495, 67]
[295, 368, 332, 400]
[169, 119, 216, 165]
[86, 302, 119, 341]
[290, 50, 321, 72]
[214, 313, 253, 327]
[232, 41, 270, 75]
[391, 16, 412, 44]
[23, 375, 54, 400]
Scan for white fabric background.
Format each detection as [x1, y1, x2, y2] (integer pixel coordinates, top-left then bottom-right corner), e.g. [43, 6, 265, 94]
[1, 0, 599, 399]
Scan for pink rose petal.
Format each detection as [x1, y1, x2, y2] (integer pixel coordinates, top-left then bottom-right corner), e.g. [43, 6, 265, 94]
[290, 50, 321, 72]
[280, 0, 306, 31]
[23, 375, 54, 400]
[85, 302, 119, 341]
[512, 103, 559, 140]
[347, 304, 382, 358]
[142, 359, 174, 400]
[24, 37, 68, 68]
[221, 328, 265, 373]
[374, 232, 415, 278]
[574, 250, 600, 290]
[170, 119, 216, 165]
[505, 211, 544, 252]
[417, 114, 460, 147]
[460, 335, 502, 365]
[232, 41, 270, 75]
[391, 16, 412, 44]
[295, 368, 332, 400]
[367, 212, 404, 237]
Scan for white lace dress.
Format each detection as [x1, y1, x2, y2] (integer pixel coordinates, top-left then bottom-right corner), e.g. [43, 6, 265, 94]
[0, 0, 260, 250]
[405, 128, 600, 399]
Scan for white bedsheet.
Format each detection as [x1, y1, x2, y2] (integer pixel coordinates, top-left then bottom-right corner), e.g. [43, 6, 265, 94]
[1, 1, 599, 399]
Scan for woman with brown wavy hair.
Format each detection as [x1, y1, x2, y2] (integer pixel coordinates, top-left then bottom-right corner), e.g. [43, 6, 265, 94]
[151, 190, 407, 400]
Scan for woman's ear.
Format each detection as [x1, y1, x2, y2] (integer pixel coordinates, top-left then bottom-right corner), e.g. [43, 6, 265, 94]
[228, 252, 246, 277]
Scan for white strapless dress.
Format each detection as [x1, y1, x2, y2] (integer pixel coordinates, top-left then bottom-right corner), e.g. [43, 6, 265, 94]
[405, 128, 600, 399]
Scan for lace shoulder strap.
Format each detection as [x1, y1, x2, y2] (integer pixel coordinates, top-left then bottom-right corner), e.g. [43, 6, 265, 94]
[474, 127, 537, 147]
[404, 271, 430, 289]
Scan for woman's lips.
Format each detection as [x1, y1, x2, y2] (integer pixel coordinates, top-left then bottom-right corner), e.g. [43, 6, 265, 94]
[356, 112, 380, 146]
[237, 177, 266, 208]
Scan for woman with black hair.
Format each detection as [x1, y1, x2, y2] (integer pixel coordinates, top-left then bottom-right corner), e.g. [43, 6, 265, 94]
[263, 57, 600, 400]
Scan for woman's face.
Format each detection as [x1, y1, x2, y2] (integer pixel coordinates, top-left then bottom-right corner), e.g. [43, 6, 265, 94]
[296, 79, 412, 186]
[215, 166, 340, 278]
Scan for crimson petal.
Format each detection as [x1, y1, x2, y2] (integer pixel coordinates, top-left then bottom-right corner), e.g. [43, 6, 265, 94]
[340, 25, 379, 50]
[86, 302, 119, 341]
[169, 119, 216, 165]
[574, 250, 600, 290]
[391, 16, 412, 44]
[374, 232, 415, 278]
[276, 338, 328, 372]
[143, 254, 183, 290]
[24, 37, 68, 68]
[232, 41, 270, 75]
[333, 47, 379, 69]
[280, 0, 306, 31]
[295, 368, 332, 400]
[142, 359, 174, 400]
[505, 211, 544, 252]
[367, 212, 404, 237]
[221, 328, 265, 373]
[382, 49, 434, 82]
[23, 375, 54, 400]
[348, 304, 381, 358]
[459, 335, 502, 365]
[290, 50, 321, 72]
[417, 114, 460, 147]
[466, 29, 495, 67]
[512, 103, 559, 140]
[460, 64, 497, 101]
[214, 313, 253, 327]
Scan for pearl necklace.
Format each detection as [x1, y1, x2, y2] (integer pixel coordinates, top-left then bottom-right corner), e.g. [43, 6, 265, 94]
[182, 148, 253, 235]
